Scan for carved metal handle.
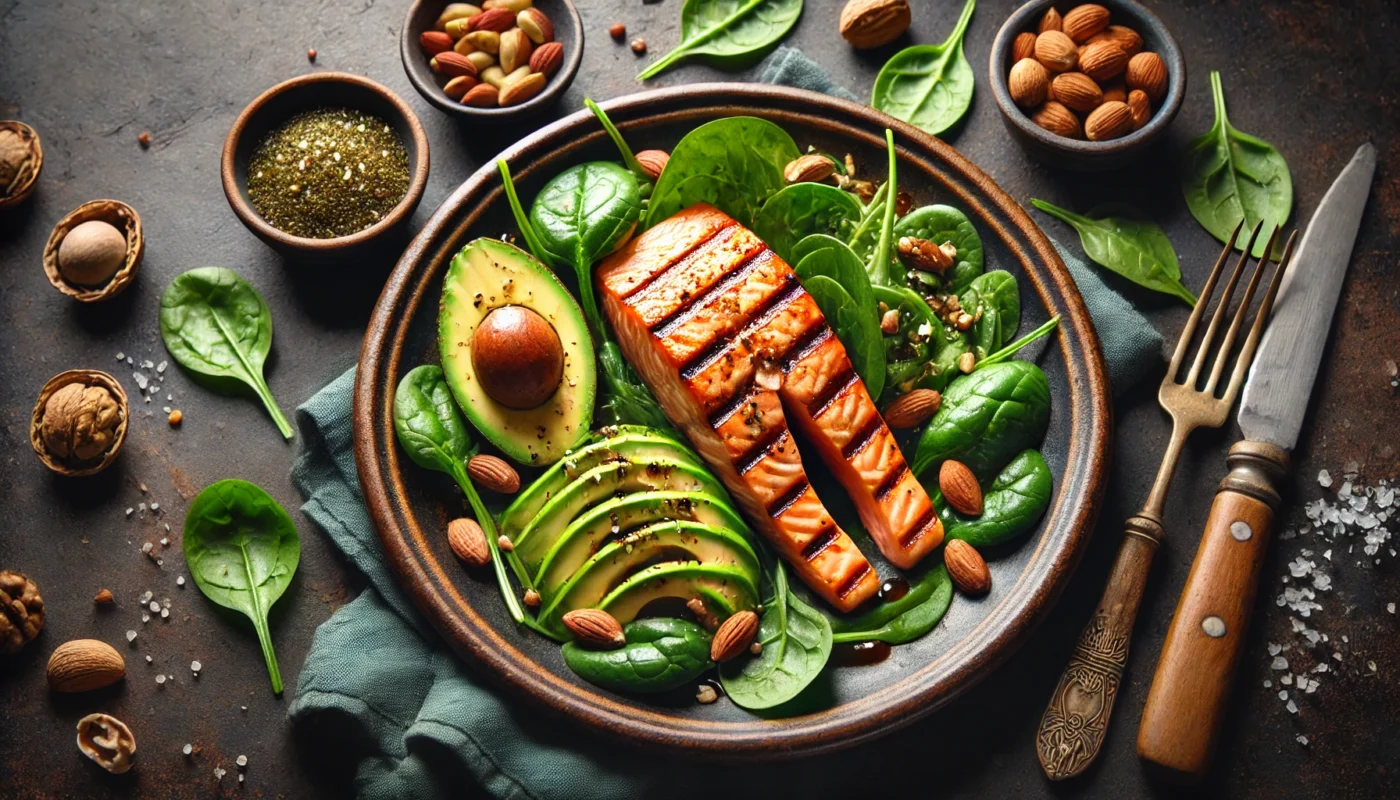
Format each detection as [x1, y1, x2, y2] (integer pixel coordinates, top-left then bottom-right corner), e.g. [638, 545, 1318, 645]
[1037, 514, 1162, 781]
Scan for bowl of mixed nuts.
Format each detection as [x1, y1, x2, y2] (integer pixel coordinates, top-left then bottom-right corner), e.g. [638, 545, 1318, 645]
[989, 0, 1184, 171]
[401, 0, 583, 118]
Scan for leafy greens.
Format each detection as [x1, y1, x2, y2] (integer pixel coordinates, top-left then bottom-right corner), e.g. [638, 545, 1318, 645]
[637, 0, 804, 81]
[721, 564, 833, 710]
[871, 0, 976, 137]
[1031, 199, 1196, 305]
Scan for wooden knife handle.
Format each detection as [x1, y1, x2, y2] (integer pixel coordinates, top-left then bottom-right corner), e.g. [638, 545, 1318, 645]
[1038, 513, 1162, 780]
[1137, 440, 1289, 783]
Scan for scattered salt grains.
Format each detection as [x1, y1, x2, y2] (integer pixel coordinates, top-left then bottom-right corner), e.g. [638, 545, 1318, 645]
[1287, 700, 1299, 714]
[155, 674, 166, 686]
[1281, 674, 1293, 685]
[1297, 734, 1310, 746]
[160, 608, 169, 619]
[141, 613, 150, 623]
[126, 508, 134, 517]
[126, 630, 137, 643]
[214, 767, 227, 781]
[191, 660, 202, 675]
[183, 744, 193, 757]
[1271, 656, 1289, 671]
[115, 352, 126, 361]
[1318, 469, 1333, 488]
[1278, 690, 1288, 701]
[177, 576, 186, 587]
[236, 755, 248, 768]
[145, 655, 152, 664]
[1388, 603, 1396, 614]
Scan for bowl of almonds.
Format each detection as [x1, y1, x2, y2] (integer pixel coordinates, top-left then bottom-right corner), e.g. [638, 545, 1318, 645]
[402, 0, 583, 118]
[989, 0, 1184, 171]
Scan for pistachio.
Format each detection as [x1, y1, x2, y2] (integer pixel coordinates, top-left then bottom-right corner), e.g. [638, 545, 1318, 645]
[464, 29, 501, 54]
[517, 8, 554, 43]
[499, 27, 533, 73]
[436, 3, 482, 31]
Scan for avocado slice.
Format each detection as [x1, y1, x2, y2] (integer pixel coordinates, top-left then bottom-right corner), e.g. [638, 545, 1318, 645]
[438, 238, 596, 466]
[598, 562, 759, 629]
[498, 427, 699, 539]
[532, 490, 750, 595]
[512, 456, 728, 570]
[539, 521, 761, 635]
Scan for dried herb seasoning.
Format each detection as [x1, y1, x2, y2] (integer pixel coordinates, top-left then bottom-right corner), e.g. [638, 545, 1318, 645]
[246, 108, 409, 239]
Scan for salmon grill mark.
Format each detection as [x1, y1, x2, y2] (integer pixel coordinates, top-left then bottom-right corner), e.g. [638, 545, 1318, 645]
[900, 508, 940, 549]
[801, 524, 840, 562]
[809, 367, 858, 419]
[837, 563, 874, 599]
[767, 479, 811, 519]
[841, 416, 885, 461]
[651, 249, 772, 336]
[709, 383, 758, 430]
[875, 462, 910, 502]
[736, 425, 792, 476]
[781, 325, 833, 373]
[678, 275, 803, 382]
[621, 222, 738, 302]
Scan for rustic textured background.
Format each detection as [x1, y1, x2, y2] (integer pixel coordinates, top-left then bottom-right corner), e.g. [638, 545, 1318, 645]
[1, 0, 1396, 797]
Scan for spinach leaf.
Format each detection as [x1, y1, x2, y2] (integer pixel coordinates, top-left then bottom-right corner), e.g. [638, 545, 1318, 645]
[959, 270, 1020, 358]
[645, 117, 801, 230]
[1181, 71, 1293, 259]
[976, 315, 1059, 370]
[721, 564, 832, 710]
[871, 0, 976, 137]
[637, 0, 804, 80]
[940, 449, 1052, 547]
[829, 564, 952, 645]
[600, 341, 676, 431]
[159, 267, 293, 440]
[791, 235, 877, 323]
[802, 275, 886, 401]
[753, 183, 863, 265]
[1030, 199, 1196, 305]
[913, 360, 1050, 479]
[563, 618, 712, 694]
[183, 479, 300, 693]
[845, 180, 889, 269]
[873, 284, 970, 400]
[895, 204, 984, 293]
[584, 98, 649, 187]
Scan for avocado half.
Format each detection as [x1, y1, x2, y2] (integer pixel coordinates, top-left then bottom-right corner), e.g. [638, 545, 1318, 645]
[439, 238, 596, 465]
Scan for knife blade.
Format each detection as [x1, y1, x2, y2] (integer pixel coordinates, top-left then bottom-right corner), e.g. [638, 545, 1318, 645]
[1239, 143, 1377, 450]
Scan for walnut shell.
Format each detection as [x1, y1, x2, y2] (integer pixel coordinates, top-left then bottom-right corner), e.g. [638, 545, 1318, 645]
[30, 370, 129, 477]
[0, 121, 42, 209]
[0, 570, 45, 653]
[42, 200, 142, 302]
[76, 713, 136, 774]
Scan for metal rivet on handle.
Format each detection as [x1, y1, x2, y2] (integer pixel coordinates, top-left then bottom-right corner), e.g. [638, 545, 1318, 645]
[1230, 520, 1252, 542]
[1201, 616, 1227, 638]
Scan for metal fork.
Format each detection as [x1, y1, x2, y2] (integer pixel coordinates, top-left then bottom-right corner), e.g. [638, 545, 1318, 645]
[1036, 220, 1297, 781]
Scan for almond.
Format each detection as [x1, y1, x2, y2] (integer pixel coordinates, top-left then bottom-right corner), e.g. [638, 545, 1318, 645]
[1100, 78, 1127, 104]
[562, 609, 626, 649]
[1088, 25, 1143, 58]
[1127, 89, 1152, 130]
[1051, 72, 1103, 112]
[1034, 30, 1077, 73]
[1077, 39, 1128, 82]
[1062, 3, 1109, 43]
[498, 27, 533, 73]
[436, 4, 482, 32]
[1031, 100, 1082, 139]
[468, 454, 520, 492]
[939, 460, 983, 516]
[1084, 100, 1133, 141]
[434, 51, 479, 79]
[444, 75, 479, 100]
[1012, 31, 1037, 63]
[467, 6, 515, 33]
[499, 72, 546, 106]
[1008, 58, 1049, 108]
[1126, 51, 1167, 102]
[47, 639, 126, 693]
[529, 41, 563, 78]
[517, 8, 555, 44]
[883, 388, 941, 429]
[447, 517, 490, 565]
[420, 30, 454, 56]
[838, 0, 911, 50]
[1037, 6, 1062, 33]
[635, 149, 670, 180]
[710, 610, 760, 662]
[93, 588, 115, 606]
[944, 539, 991, 596]
[784, 154, 835, 184]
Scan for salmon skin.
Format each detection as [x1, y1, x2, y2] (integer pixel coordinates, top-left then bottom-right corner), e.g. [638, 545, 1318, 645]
[598, 203, 943, 611]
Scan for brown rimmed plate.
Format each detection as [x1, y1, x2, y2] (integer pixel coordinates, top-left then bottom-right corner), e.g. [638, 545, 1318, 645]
[355, 84, 1111, 760]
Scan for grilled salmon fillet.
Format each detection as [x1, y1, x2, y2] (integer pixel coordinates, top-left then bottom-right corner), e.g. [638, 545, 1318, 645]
[598, 203, 943, 611]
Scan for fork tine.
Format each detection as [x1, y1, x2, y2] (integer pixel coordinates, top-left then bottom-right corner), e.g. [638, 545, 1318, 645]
[1203, 226, 1281, 394]
[1184, 221, 1264, 387]
[1165, 219, 1244, 382]
[1220, 229, 1299, 404]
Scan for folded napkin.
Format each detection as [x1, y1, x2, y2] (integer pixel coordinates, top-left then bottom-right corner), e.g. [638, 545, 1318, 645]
[288, 48, 1161, 800]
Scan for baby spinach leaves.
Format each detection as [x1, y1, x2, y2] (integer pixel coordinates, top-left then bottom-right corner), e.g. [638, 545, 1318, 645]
[959, 270, 1021, 358]
[637, 0, 804, 80]
[801, 274, 886, 401]
[563, 618, 713, 694]
[871, 0, 976, 137]
[645, 117, 800, 230]
[159, 267, 293, 440]
[183, 479, 300, 694]
[1181, 71, 1293, 259]
[1030, 199, 1196, 305]
[829, 564, 952, 645]
[721, 564, 833, 710]
[583, 98, 650, 187]
[895, 204, 984, 293]
[753, 183, 863, 265]
[940, 449, 1052, 547]
[913, 360, 1051, 479]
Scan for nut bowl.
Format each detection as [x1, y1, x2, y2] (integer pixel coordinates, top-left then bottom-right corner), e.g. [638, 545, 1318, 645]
[989, 0, 1185, 171]
[30, 369, 130, 478]
[42, 199, 143, 302]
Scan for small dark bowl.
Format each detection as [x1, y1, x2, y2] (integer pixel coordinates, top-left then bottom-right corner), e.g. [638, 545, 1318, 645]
[221, 72, 430, 258]
[401, 0, 583, 120]
[989, 0, 1186, 171]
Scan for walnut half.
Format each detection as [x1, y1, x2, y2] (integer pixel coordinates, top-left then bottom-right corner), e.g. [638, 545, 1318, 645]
[76, 713, 136, 774]
[0, 570, 44, 654]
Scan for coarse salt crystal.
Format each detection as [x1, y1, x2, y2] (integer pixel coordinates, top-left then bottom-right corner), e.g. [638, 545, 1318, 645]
[1278, 690, 1288, 701]
[160, 608, 169, 619]
[177, 576, 186, 587]
[215, 767, 226, 781]
[236, 755, 248, 767]
[155, 674, 166, 685]
[115, 352, 126, 361]
[141, 613, 149, 623]
[1281, 674, 1293, 685]
[183, 744, 193, 756]
[1319, 470, 1333, 488]
[1297, 735, 1309, 746]
[1388, 603, 1396, 614]
[126, 630, 137, 642]
[191, 660, 201, 673]
[149, 600, 160, 612]
[1287, 700, 1299, 714]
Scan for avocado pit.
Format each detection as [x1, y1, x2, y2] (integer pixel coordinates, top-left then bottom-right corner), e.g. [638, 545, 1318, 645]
[472, 305, 565, 410]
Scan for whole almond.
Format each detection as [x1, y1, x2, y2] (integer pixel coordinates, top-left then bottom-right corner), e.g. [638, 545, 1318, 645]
[710, 610, 760, 662]
[1008, 58, 1049, 108]
[462, 83, 500, 107]
[1100, 78, 1127, 104]
[1078, 39, 1128, 82]
[1126, 51, 1167, 102]
[1088, 25, 1143, 58]
[562, 608, 626, 649]
[1038, 6, 1062, 33]
[434, 51, 479, 79]
[421, 30, 455, 55]
[499, 27, 533, 73]
[939, 460, 983, 516]
[436, 4, 482, 32]
[468, 454, 520, 493]
[1034, 30, 1077, 73]
[944, 539, 991, 596]
[517, 8, 555, 43]
[1051, 72, 1103, 112]
[784, 154, 835, 184]
[529, 41, 563, 78]
[1031, 101, 1082, 139]
[1127, 89, 1152, 129]
[447, 517, 490, 565]
[1084, 100, 1133, 141]
[635, 149, 670, 179]
[883, 388, 941, 428]
[467, 6, 515, 33]
[838, 0, 911, 50]
[444, 75, 479, 100]
[500, 72, 546, 106]
[465, 30, 501, 54]
[47, 639, 126, 693]
[1012, 31, 1038, 63]
[1062, 3, 1109, 43]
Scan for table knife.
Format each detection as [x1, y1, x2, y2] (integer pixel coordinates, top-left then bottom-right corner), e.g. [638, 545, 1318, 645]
[1137, 142, 1377, 782]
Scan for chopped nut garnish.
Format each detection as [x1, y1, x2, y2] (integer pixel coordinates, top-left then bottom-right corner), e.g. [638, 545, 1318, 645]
[955, 312, 974, 331]
[958, 351, 977, 374]
[523, 589, 541, 608]
[880, 308, 900, 334]
[897, 236, 956, 273]
[630, 38, 647, 55]
[696, 684, 718, 704]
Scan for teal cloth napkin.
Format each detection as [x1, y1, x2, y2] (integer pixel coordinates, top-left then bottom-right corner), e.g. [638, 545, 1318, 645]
[288, 47, 1162, 800]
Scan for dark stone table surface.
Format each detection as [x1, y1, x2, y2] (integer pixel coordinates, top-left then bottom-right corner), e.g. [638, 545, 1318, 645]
[2, 0, 1396, 797]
